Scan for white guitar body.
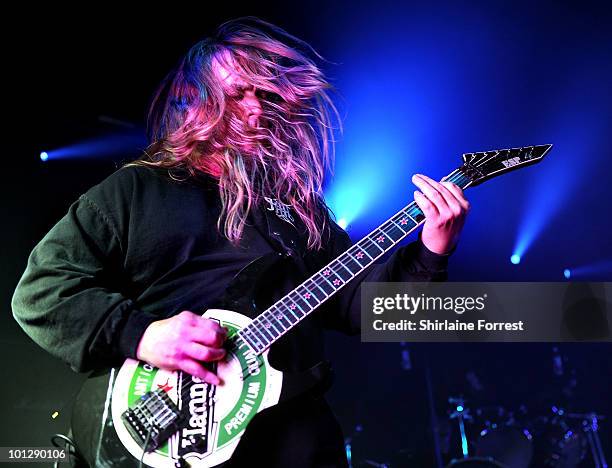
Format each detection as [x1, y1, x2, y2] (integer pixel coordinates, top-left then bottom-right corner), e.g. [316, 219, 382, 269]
[110, 309, 282, 467]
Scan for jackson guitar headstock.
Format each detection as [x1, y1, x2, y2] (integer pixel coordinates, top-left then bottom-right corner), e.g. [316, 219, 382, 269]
[458, 144, 553, 187]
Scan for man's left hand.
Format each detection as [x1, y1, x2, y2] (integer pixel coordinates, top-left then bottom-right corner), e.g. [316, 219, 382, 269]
[412, 174, 470, 255]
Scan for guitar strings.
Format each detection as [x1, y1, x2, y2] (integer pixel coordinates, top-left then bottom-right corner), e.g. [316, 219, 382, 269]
[239, 168, 471, 351]
[244, 170, 469, 345]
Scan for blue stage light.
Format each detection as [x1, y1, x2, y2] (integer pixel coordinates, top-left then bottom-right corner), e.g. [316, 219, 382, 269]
[511, 254, 521, 265]
[456, 405, 463, 412]
[563, 269, 571, 279]
[512, 135, 590, 268]
[562, 260, 612, 280]
[41, 131, 146, 161]
[344, 441, 352, 464]
[325, 184, 368, 235]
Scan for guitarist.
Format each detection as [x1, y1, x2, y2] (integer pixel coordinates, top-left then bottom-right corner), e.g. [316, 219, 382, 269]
[12, 17, 469, 467]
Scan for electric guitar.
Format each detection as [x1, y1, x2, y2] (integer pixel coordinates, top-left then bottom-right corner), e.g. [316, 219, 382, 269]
[71, 144, 552, 467]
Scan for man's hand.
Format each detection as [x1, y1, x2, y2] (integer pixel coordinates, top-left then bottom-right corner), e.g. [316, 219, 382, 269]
[136, 311, 227, 385]
[412, 174, 470, 255]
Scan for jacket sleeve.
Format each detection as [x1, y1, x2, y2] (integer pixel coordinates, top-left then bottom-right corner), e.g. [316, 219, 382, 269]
[318, 219, 451, 335]
[11, 194, 159, 372]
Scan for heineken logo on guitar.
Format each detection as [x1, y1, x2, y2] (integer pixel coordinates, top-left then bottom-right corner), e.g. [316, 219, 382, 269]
[177, 372, 215, 455]
[72, 144, 552, 467]
[110, 312, 281, 467]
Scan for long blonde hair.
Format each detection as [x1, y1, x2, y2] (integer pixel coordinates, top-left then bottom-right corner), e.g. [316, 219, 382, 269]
[128, 17, 341, 249]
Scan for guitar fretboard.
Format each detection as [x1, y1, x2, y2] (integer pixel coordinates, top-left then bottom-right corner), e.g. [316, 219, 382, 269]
[235, 168, 471, 355]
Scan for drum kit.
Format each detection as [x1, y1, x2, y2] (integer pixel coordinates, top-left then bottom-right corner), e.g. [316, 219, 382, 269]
[445, 398, 607, 468]
[344, 346, 608, 468]
[444, 347, 608, 467]
[344, 400, 607, 468]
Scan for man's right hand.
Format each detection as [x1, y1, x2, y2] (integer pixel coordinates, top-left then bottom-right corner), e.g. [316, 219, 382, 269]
[136, 311, 227, 385]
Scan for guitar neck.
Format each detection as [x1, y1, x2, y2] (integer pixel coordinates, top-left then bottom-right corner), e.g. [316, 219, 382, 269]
[236, 168, 472, 354]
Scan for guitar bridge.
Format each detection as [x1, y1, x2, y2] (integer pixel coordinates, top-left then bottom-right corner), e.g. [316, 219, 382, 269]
[122, 388, 185, 452]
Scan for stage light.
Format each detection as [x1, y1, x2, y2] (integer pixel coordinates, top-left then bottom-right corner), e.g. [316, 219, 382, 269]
[344, 442, 352, 464]
[323, 53, 427, 240]
[41, 131, 146, 161]
[511, 254, 521, 265]
[563, 269, 571, 279]
[456, 405, 464, 412]
[512, 134, 587, 267]
[561, 259, 612, 279]
[324, 184, 366, 235]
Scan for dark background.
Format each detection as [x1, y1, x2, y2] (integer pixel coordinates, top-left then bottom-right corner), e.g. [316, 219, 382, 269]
[3, 2, 611, 466]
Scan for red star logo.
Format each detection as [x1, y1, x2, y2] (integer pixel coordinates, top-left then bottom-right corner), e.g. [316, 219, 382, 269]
[157, 378, 173, 393]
